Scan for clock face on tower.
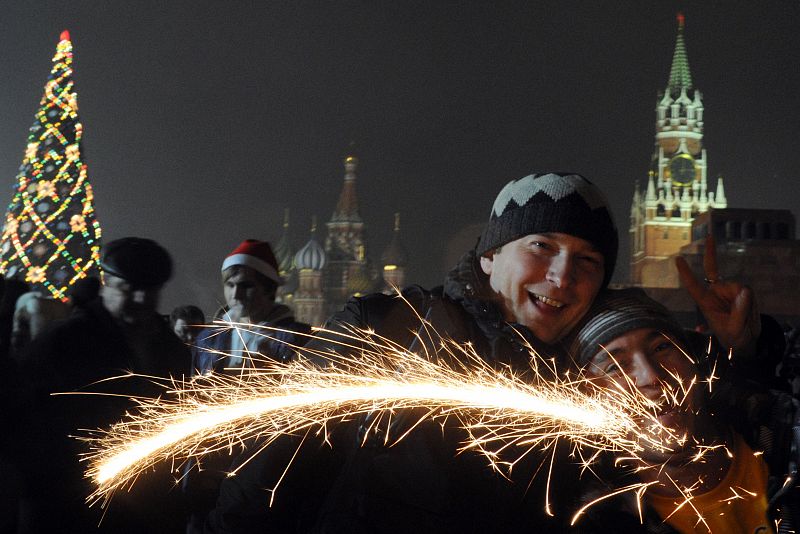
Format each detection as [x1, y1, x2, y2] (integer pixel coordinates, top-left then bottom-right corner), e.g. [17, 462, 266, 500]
[668, 154, 696, 186]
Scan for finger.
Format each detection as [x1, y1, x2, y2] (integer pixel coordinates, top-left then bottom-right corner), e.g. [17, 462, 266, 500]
[744, 286, 762, 338]
[676, 256, 705, 303]
[728, 288, 751, 339]
[703, 234, 719, 280]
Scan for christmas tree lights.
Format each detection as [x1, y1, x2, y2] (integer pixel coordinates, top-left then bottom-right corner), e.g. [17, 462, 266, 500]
[0, 30, 102, 300]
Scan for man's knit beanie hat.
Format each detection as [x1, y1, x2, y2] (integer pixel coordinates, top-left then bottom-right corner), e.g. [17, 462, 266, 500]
[476, 173, 618, 287]
[566, 287, 687, 367]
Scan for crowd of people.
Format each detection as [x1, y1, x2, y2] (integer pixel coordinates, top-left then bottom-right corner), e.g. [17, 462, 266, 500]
[0, 172, 798, 533]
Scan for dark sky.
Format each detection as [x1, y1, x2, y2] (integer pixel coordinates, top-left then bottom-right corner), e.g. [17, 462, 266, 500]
[1, 1, 799, 315]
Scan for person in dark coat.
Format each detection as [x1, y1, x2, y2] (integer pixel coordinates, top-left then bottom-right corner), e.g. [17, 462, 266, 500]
[10, 237, 190, 533]
[192, 239, 310, 375]
[205, 172, 620, 533]
[185, 239, 311, 533]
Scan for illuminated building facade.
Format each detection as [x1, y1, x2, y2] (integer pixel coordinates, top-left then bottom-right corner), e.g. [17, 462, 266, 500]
[629, 14, 726, 288]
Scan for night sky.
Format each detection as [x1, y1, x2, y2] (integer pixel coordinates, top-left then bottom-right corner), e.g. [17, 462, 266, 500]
[1, 1, 798, 315]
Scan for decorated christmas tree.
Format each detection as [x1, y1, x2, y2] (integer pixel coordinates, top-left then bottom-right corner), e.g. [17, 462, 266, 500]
[0, 30, 102, 301]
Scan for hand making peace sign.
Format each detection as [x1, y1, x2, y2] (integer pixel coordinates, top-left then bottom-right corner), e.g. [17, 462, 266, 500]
[675, 234, 761, 355]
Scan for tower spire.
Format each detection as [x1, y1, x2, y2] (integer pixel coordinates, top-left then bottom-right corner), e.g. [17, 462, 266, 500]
[667, 12, 693, 97]
[714, 176, 727, 207]
[331, 154, 362, 223]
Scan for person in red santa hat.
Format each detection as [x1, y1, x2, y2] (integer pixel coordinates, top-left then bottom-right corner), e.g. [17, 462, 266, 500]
[185, 240, 311, 533]
[192, 239, 310, 374]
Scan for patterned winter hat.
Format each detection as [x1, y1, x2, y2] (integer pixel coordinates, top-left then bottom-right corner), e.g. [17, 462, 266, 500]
[476, 173, 618, 286]
[566, 287, 687, 367]
[222, 239, 283, 285]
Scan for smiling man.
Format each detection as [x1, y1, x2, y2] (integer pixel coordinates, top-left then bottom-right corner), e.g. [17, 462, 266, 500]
[479, 233, 604, 344]
[204, 173, 621, 533]
[476, 173, 616, 346]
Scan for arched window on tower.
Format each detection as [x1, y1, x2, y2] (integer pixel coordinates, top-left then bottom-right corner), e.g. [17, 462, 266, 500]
[671, 206, 681, 218]
[656, 204, 666, 217]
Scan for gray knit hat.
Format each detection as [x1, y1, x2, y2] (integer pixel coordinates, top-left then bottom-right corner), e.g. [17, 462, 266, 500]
[476, 173, 618, 287]
[566, 288, 687, 367]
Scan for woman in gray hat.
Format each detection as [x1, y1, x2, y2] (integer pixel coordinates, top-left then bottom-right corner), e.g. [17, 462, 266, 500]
[569, 288, 796, 533]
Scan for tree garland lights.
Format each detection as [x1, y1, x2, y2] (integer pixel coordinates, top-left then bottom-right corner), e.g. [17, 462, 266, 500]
[0, 30, 102, 301]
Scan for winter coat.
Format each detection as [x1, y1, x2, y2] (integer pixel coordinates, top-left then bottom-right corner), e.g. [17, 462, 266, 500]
[572, 390, 800, 534]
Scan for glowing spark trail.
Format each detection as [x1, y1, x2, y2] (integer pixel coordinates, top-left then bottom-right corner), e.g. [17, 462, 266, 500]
[85, 321, 680, 508]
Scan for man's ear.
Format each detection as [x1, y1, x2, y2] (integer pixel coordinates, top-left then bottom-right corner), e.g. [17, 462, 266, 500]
[479, 254, 494, 276]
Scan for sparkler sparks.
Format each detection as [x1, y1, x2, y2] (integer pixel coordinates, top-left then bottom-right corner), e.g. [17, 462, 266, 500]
[81, 318, 756, 533]
[83, 321, 680, 508]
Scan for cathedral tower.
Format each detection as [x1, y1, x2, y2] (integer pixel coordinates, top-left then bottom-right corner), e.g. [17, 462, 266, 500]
[324, 154, 373, 313]
[630, 13, 727, 287]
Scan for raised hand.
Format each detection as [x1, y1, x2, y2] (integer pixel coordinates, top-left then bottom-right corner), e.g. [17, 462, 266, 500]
[675, 234, 761, 355]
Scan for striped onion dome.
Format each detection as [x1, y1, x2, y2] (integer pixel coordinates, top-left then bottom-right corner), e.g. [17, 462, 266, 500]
[294, 217, 326, 271]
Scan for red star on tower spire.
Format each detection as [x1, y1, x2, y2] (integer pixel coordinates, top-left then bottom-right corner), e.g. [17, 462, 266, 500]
[60, 29, 70, 41]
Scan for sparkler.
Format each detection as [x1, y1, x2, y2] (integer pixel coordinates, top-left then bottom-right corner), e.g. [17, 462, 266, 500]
[83, 318, 759, 532]
[84, 320, 677, 508]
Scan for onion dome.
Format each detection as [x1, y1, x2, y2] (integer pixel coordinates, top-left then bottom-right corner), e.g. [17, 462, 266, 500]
[380, 213, 408, 267]
[273, 208, 295, 274]
[294, 217, 326, 271]
[346, 264, 375, 295]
